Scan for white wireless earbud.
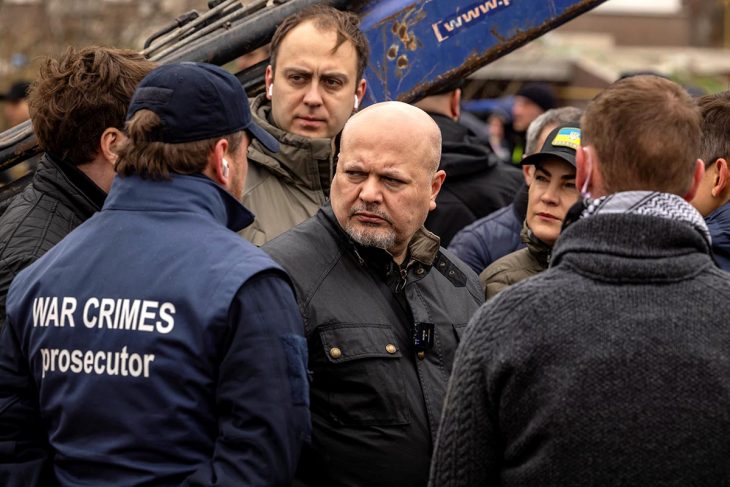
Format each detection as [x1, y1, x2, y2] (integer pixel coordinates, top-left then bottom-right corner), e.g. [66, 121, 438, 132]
[353, 95, 359, 110]
[267, 84, 273, 98]
[580, 147, 592, 199]
[222, 158, 230, 178]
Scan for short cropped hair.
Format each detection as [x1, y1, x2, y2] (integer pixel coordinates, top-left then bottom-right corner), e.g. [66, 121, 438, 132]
[115, 110, 243, 180]
[698, 91, 730, 168]
[28, 46, 155, 165]
[270, 5, 369, 82]
[581, 75, 700, 196]
[525, 106, 582, 155]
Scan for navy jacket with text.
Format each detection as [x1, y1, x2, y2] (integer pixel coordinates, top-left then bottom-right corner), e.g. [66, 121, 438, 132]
[0, 174, 310, 487]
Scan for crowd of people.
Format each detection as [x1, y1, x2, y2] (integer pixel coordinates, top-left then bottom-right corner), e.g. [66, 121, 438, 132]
[0, 4, 728, 487]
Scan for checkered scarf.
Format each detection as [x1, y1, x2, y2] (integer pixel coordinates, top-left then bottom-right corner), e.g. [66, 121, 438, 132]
[579, 191, 711, 245]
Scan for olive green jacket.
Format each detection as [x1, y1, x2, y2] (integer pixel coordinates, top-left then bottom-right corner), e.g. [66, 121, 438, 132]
[240, 95, 335, 246]
[479, 222, 551, 300]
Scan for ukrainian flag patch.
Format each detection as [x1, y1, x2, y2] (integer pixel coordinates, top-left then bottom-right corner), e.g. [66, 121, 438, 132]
[552, 127, 581, 150]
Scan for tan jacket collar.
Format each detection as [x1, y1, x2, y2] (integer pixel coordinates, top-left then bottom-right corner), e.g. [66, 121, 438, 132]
[521, 220, 552, 267]
[248, 94, 334, 188]
[408, 227, 441, 266]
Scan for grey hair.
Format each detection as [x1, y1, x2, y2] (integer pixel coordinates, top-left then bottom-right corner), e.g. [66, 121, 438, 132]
[525, 106, 582, 155]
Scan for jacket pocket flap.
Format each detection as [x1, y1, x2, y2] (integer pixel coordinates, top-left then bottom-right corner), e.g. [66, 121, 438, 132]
[453, 323, 468, 341]
[319, 323, 402, 363]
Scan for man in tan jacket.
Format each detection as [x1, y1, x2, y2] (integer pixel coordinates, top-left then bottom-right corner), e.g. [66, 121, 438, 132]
[241, 5, 368, 245]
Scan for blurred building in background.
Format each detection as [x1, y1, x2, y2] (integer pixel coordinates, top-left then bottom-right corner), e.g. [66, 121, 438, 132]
[466, 0, 730, 111]
[0, 0, 206, 129]
[2, 0, 730, 124]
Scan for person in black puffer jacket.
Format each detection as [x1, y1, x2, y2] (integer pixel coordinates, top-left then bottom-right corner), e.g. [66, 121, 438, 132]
[0, 47, 154, 324]
[414, 87, 523, 246]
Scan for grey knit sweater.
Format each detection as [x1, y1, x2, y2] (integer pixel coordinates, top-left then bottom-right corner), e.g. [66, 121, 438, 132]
[429, 213, 730, 486]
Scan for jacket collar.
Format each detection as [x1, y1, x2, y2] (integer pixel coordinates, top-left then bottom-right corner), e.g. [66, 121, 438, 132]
[319, 203, 441, 271]
[248, 94, 334, 189]
[33, 153, 106, 218]
[428, 112, 470, 142]
[103, 173, 254, 232]
[521, 220, 551, 267]
[706, 202, 730, 249]
[552, 212, 714, 280]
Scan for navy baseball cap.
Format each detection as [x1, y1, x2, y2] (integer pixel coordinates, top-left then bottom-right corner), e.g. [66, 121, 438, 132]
[0, 81, 30, 102]
[521, 124, 580, 168]
[127, 62, 278, 152]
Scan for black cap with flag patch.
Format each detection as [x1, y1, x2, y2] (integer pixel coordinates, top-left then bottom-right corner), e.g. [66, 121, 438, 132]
[521, 124, 580, 168]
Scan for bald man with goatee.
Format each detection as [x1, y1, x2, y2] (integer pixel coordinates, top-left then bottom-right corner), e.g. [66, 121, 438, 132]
[265, 102, 483, 487]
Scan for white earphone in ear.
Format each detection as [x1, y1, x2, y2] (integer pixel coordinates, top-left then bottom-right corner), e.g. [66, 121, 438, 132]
[267, 84, 273, 97]
[353, 95, 359, 110]
[222, 158, 230, 178]
[580, 147, 592, 199]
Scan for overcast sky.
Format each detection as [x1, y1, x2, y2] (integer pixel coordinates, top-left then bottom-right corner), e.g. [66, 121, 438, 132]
[595, 0, 681, 14]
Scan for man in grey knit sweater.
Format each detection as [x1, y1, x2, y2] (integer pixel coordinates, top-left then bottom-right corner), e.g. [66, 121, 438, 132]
[429, 75, 730, 486]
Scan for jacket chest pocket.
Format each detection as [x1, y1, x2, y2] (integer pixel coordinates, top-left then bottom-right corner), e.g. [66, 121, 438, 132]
[315, 323, 410, 426]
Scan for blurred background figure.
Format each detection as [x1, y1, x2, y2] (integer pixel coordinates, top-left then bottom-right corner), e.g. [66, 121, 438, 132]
[0, 80, 32, 186]
[414, 84, 522, 246]
[486, 110, 511, 163]
[0, 80, 30, 128]
[509, 83, 556, 163]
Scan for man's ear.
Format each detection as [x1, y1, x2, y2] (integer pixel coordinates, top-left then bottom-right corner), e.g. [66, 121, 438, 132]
[577, 144, 605, 197]
[449, 88, 461, 121]
[206, 138, 230, 187]
[683, 159, 706, 202]
[354, 78, 367, 112]
[429, 169, 447, 211]
[576, 144, 588, 193]
[265, 65, 274, 100]
[712, 158, 728, 198]
[99, 127, 125, 166]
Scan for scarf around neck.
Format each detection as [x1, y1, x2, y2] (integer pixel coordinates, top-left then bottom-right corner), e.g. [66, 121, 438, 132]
[577, 191, 711, 245]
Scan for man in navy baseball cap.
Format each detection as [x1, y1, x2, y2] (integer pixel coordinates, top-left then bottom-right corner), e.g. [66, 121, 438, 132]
[126, 62, 278, 151]
[0, 61, 309, 485]
[0, 80, 31, 127]
[121, 61, 278, 200]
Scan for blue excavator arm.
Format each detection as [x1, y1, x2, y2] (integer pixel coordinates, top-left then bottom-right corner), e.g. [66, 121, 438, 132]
[360, 0, 606, 104]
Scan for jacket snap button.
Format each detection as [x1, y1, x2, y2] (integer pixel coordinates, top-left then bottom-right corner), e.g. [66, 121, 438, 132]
[329, 347, 342, 359]
[385, 344, 397, 354]
[417, 351, 426, 360]
[415, 267, 425, 275]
